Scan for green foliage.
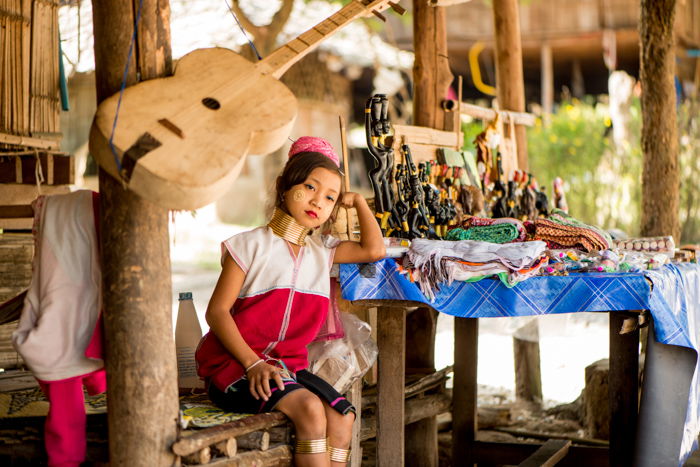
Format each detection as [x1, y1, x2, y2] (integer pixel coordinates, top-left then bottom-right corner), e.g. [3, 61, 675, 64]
[679, 99, 700, 243]
[525, 96, 700, 243]
[527, 98, 643, 235]
[461, 119, 486, 151]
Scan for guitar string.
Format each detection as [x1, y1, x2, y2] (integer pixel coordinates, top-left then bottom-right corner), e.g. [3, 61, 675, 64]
[109, 0, 145, 176]
[223, 0, 262, 61]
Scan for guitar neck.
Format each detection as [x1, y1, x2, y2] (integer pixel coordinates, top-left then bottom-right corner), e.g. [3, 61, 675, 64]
[259, 0, 391, 79]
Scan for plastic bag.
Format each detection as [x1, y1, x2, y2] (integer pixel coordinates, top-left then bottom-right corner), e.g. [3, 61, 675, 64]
[312, 278, 345, 342]
[307, 313, 378, 394]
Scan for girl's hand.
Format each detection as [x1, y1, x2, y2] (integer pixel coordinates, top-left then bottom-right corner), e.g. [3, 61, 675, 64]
[339, 192, 363, 209]
[246, 361, 286, 401]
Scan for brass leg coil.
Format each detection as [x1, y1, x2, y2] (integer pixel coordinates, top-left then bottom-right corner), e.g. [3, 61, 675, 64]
[329, 445, 351, 463]
[295, 438, 328, 455]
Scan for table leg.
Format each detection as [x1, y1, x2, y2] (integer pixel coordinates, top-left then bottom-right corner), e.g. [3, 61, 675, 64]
[453, 317, 478, 466]
[609, 312, 639, 467]
[377, 306, 406, 467]
[347, 378, 363, 467]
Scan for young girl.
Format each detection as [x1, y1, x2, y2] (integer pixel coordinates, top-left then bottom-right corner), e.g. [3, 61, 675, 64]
[196, 136, 385, 466]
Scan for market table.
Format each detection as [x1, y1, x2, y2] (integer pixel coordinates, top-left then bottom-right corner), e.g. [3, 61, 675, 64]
[340, 260, 700, 467]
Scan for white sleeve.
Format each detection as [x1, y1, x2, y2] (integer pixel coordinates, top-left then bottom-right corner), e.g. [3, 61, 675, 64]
[221, 230, 258, 273]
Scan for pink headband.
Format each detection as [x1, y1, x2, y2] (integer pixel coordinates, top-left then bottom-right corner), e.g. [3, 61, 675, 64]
[288, 136, 340, 168]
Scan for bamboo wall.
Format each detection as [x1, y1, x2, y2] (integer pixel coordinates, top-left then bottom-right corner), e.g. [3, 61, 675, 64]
[0, 0, 60, 142]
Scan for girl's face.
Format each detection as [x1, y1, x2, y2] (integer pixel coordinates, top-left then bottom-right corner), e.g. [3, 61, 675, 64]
[284, 167, 341, 229]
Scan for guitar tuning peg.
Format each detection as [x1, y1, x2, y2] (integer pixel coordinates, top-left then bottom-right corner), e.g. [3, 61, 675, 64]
[371, 10, 387, 21]
[389, 2, 406, 15]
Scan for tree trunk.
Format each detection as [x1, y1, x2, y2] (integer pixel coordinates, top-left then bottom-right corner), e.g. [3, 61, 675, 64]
[492, 0, 528, 171]
[639, 0, 680, 241]
[409, 1, 454, 465]
[91, 1, 178, 465]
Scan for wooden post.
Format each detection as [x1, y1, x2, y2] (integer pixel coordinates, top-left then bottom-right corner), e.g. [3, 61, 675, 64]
[409, 1, 453, 465]
[639, 0, 680, 241]
[347, 378, 363, 467]
[452, 318, 478, 466]
[513, 319, 543, 408]
[492, 0, 528, 171]
[413, 0, 453, 130]
[540, 42, 553, 123]
[91, 1, 178, 465]
[377, 306, 406, 467]
[609, 312, 639, 467]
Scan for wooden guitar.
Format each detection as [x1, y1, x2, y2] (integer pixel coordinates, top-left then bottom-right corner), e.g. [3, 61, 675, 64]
[89, 0, 400, 210]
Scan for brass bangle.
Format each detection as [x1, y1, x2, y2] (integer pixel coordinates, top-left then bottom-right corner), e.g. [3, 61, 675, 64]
[295, 438, 327, 455]
[329, 446, 351, 463]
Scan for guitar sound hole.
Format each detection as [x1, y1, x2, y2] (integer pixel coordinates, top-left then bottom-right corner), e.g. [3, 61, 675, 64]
[201, 97, 221, 110]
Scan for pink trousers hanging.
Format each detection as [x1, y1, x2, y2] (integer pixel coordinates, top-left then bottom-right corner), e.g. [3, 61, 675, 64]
[37, 368, 106, 467]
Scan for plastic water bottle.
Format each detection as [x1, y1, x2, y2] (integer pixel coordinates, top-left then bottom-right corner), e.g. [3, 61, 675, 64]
[175, 292, 204, 390]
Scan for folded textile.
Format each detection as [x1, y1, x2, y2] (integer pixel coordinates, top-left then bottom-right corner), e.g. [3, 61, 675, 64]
[407, 239, 548, 299]
[526, 210, 611, 252]
[459, 216, 527, 242]
[446, 224, 520, 243]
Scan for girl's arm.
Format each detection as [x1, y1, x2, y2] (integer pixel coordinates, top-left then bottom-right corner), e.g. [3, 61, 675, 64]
[205, 254, 284, 400]
[333, 192, 386, 264]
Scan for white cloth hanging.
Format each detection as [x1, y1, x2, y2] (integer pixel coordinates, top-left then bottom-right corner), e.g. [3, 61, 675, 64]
[12, 190, 103, 381]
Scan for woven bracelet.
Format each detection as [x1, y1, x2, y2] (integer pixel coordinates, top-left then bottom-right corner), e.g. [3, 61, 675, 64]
[245, 358, 264, 373]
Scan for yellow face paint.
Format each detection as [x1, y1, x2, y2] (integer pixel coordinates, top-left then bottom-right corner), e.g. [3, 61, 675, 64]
[292, 189, 305, 202]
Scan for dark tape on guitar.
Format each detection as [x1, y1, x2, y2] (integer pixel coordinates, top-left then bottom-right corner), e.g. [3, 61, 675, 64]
[120, 132, 162, 182]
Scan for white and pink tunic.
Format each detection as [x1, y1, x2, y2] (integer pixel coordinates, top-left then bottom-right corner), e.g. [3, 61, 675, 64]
[196, 227, 338, 392]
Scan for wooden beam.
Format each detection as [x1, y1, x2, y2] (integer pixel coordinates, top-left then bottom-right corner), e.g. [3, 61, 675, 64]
[407, 4, 451, 456]
[429, 0, 474, 6]
[452, 318, 478, 466]
[0, 290, 27, 326]
[492, 0, 528, 170]
[91, 0, 178, 465]
[0, 153, 73, 185]
[172, 413, 287, 457]
[459, 103, 536, 127]
[608, 313, 639, 467]
[187, 444, 293, 467]
[0, 132, 59, 149]
[362, 365, 452, 407]
[393, 124, 462, 148]
[472, 441, 608, 466]
[234, 431, 265, 451]
[518, 439, 571, 467]
[413, 0, 453, 132]
[0, 205, 34, 219]
[377, 306, 406, 467]
[360, 392, 452, 441]
[492, 428, 608, 447]
[347, 378, 363, 467]
[540, 42, 553, 120]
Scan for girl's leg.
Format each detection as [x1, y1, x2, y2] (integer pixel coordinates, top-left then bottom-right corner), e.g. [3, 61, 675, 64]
[275, 389, 329, 467]
[322, 403, 355, 466]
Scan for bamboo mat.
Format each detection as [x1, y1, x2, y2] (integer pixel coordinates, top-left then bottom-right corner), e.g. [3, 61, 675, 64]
[0, 385, 251, 429]
[0, 387, 107, 418]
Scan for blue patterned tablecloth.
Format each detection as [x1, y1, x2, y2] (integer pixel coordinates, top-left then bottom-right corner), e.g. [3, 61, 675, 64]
[340, 260, 700, 464]
[340, 258, 651, 318]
